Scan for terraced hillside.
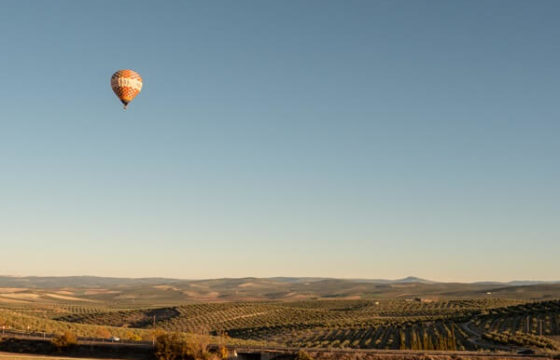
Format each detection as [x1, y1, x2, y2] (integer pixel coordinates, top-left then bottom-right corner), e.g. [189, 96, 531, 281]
[53, 298, 557, 351]
[470, 300, 560, 349]
[1, 277, 559, 353]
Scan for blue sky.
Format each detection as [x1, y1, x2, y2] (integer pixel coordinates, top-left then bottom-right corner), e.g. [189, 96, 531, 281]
[0, 1, 558, 281]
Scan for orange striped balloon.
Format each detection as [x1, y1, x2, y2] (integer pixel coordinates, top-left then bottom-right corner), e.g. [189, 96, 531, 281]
[111, 69, 143, 109]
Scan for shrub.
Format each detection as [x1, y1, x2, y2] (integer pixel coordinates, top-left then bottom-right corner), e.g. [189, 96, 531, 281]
[95, 326, 111, 339]
[51, 331, 78, 350]
[218, 345, 229, 359]
[296, 350, 314, 360]
[155, 331, 215, 360]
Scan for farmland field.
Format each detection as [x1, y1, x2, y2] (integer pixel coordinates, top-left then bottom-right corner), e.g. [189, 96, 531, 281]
[1, 276, 559, 353]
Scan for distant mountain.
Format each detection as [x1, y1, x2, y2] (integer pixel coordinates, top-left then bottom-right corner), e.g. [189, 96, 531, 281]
[473, 280, 560, 286]
[507, 280, 560, 286]
[267, 277, 331, 283]
[0, 275, 180, 288]
[394, 276, 436, 284]
[471, 281, 504, 286]
[268, 276, 436, 284]
[1, 275, 558, 289]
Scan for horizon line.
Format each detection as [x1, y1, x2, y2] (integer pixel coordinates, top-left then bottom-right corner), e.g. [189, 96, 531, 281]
[1, 274, 558, 285]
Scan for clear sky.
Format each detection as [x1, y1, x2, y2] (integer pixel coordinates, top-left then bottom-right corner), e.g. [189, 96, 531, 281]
[1, 1, 558, 282]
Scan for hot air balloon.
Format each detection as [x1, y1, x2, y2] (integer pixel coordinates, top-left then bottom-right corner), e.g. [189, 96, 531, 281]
[111, 70, 143, 110]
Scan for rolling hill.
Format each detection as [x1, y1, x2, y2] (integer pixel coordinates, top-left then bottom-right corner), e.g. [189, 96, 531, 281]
[0, 276, 558, 305]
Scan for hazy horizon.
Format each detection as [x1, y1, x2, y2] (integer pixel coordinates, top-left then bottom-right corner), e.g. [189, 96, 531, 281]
[0, 273, 558, 284]
[1, 1, 559, 282]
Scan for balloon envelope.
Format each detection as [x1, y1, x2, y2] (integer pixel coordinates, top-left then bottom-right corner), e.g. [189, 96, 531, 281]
[111, 70, 143, 109]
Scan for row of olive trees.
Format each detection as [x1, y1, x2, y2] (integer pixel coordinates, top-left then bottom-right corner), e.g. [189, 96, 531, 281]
[482, 331, 558, 350]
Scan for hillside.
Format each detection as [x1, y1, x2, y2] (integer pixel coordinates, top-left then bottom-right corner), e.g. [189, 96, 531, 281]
[2, 295, 559, 352]
[0, 276, 560, 305]
[0, 276, 559, 304]
[1, 277, 559, 352]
